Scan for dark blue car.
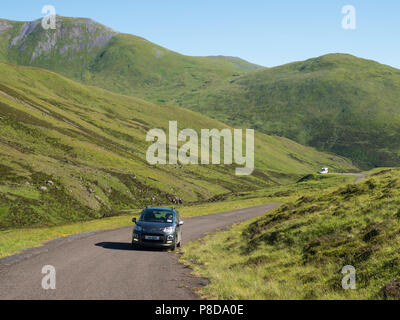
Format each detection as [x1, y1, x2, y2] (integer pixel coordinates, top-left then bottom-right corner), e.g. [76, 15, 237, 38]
[131, 207, 183, 250]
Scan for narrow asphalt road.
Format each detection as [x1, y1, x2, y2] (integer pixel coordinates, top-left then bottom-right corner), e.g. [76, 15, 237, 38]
[0, 203, 280, 300]
[336, 172, 375, 184]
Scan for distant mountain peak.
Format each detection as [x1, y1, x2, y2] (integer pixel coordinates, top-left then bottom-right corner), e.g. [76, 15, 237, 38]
[4, 16, 118, 64]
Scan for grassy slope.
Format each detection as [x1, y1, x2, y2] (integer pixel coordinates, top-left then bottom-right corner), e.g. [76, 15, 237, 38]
[0, 62, 356, 229]
[177, 54, 400, 168]
[0, 173, 355, 259]
[2, 18, 397, 168]
[182, 169, 400, 300]
[0, 17, 263, 105]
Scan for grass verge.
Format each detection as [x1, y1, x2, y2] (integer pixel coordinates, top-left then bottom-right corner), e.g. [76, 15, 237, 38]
[180, 169, 400, 300]
[0, 174, 354, 259]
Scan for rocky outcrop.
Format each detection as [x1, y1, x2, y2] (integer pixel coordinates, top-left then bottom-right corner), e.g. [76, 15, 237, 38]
[382, 278, 400, 299]
[10, 19, 41, 47]
[8, 16, 118, 63]
[0, 20, 12, 34]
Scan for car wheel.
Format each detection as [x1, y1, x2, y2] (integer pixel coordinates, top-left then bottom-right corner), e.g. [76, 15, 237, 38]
[131, 241, 138, 250]
[170, 238, 177, 251]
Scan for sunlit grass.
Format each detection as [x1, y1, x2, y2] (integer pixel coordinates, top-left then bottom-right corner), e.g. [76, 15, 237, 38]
[0, 62, 356, 230]
[181, 169, 400, 300]
[0, 174, 355, 259]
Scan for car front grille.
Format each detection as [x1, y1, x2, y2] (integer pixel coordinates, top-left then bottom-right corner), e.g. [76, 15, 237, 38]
[141, 233, 165, 243]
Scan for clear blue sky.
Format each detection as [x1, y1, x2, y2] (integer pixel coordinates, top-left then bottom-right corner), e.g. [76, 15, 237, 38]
[2, 0, 400, 68]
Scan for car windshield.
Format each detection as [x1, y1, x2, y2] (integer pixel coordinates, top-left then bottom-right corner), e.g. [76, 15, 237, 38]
[140, 209, 174, 223]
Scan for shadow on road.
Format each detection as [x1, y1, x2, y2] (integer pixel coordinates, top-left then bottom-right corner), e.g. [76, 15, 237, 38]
[95, 242, 132, 251]
[95, 242, 165, 252]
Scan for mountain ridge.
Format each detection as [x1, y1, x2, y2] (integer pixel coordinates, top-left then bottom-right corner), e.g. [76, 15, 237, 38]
[1, 16, 399, 168]
[0, 16, 263, 100]
[177, 53, 400, 168]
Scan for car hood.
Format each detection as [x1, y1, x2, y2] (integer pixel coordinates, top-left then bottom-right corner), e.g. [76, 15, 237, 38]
[137, 222, 173, 233]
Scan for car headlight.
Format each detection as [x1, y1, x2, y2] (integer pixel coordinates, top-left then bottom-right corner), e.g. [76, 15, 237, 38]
[163, 226, 174, 233]
[135, 225, 143, 232]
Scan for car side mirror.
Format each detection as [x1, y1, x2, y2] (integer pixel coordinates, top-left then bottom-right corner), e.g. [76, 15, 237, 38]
[132, 218, 137, 224]
[179, 221, 184, 226]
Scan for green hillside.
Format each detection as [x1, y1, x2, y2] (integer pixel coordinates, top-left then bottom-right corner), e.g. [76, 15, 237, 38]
[0, 62, 356, 229]
[178, 54, 400, 169]
[1, 18, 397, 168]
[182, 169, 400, 299]
[0, 16, 263, 104]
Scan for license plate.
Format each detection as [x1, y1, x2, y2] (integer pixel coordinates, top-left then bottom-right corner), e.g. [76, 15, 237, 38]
[145, 235, 160, 241]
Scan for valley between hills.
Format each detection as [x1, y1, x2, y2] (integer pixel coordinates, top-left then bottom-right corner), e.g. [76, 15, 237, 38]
[0, 15, 399, 300]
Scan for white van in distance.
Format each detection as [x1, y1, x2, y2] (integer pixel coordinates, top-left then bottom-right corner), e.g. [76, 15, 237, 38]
[319, 168, 329, 174]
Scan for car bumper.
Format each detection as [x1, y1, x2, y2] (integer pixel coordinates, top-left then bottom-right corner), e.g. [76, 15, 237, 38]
[133, 241, 173, 248]
[132, 232, 175, 247]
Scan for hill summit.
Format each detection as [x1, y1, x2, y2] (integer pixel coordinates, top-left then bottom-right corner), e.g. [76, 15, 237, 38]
[0, 16, 263, 103]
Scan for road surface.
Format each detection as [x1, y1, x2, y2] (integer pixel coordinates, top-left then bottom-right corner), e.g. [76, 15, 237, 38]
[0, 203, 280, 300]
[336, 172, 375, 184]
